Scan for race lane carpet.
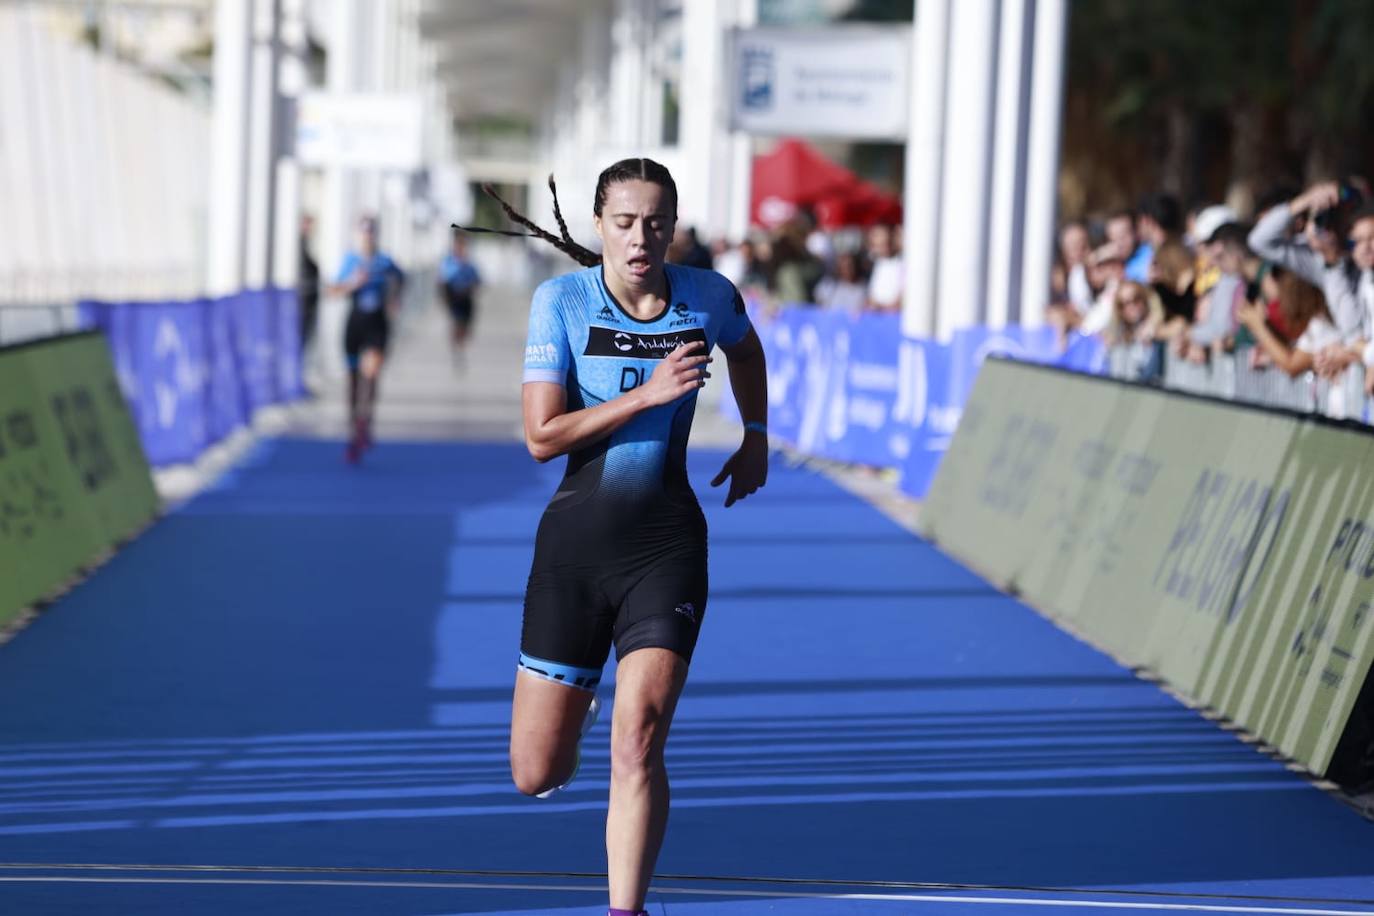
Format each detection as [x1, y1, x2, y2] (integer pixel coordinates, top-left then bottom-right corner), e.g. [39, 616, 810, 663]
[0, 440, 1371, 914]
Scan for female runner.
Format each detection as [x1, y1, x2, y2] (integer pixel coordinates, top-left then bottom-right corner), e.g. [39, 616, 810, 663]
[463, 159, 768, 915]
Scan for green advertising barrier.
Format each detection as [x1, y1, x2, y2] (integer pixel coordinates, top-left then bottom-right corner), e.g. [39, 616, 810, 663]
[0, 333, 159, 628]
[921, 357, 1374, 783]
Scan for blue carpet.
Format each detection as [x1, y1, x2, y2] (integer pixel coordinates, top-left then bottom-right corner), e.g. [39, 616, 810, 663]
[0, 439, 1371, 914]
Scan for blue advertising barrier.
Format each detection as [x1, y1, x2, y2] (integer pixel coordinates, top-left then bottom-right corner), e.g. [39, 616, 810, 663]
[78, 289, 302, 467]
[205, 295, 248, 445]
[743, 305, 1105, 498]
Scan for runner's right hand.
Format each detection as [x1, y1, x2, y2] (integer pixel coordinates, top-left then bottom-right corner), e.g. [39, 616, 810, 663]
[642, 341, 711, 406]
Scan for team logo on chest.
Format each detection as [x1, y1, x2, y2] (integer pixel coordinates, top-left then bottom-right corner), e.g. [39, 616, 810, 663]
[596, 304, 619, 323]
[584, 326, 707, 359]
[669, 303, 698, 328]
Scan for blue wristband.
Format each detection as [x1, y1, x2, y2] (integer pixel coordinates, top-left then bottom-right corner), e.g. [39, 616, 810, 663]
[744, 421, 768, 436]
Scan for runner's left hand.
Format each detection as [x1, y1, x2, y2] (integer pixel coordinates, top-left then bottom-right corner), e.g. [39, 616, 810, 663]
[711, 435, 768, 508]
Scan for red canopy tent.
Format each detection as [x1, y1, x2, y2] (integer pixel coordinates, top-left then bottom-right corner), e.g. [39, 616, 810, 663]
[750, 138, 902, 230]
[814, 180, 904, 230]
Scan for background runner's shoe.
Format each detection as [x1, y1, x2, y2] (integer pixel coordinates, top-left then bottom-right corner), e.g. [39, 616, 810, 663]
[536, 695, 600, 799]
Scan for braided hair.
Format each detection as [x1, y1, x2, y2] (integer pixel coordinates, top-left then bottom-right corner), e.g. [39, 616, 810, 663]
[452, 157, 678, 268]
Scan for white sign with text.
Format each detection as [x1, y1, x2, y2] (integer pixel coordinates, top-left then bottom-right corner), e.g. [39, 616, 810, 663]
[296, 92, 423, 171]
[730, 25, 912, 140]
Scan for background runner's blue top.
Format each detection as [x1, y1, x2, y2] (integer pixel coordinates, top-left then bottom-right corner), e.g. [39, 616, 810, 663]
[440, 255, 480, 295]
[336, 251, 403, 313]
[523, 264, 751, 506]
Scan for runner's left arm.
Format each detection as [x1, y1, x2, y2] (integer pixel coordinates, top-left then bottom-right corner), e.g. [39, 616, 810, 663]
[385, 258, 405, 315]
[712, 325, 768, 508]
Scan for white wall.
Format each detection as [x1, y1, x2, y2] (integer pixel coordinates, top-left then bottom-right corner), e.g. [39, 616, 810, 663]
[0, 5, 209, 308]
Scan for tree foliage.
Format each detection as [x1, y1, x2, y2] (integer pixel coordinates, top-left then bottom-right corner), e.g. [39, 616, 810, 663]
[1063, 0, 1374, 216]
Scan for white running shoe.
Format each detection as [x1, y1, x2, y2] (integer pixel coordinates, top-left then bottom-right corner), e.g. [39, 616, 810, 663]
[536, 695, 600, 799]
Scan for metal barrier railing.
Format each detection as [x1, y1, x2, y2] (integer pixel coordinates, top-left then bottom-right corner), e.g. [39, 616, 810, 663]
[1107, 344, 1371, 423]
[0, 303, 80, 346]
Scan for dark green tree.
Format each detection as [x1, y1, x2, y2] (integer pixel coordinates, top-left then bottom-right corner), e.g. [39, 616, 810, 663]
[1063, 0, 1374, 216]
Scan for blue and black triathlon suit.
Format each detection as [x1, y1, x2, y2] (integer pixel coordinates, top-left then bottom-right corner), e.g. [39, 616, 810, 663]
[336, 250, 403, 365]
[519, 264, 752, 691]
[440, 253, 481, 326]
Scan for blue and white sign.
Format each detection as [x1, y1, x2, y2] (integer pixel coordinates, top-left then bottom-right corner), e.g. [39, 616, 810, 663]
[741, 305, 1105, 498]
[729, 25, 912, 140]
[78, 289, 302, 467]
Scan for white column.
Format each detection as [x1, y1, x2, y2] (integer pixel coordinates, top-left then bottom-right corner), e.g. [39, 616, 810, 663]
[680, 0, 752, 241]
[1019, 0, 1067, 327]
[985, 0, 1034, 330]
[934, 0, 999, 340]
[13, 7, 62, 302]
[319, 0, 363, 295]
[317, 0, 366, 380]
[678, 0, 722, 233]
[641, 1, 666, 149]
[901, 0, 951, 339]
[0, 10, 22, 303]
[725, 0, 758, 244]
[244, 0, 280, 290]
[611, 0, 645, 149]
[273, 0, 308, 289]
[207, 0, 253, 295]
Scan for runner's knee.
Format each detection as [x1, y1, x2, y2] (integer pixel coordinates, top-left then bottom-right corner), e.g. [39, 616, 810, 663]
[510, 747, 566, 797]
[610, 714, 665, 782]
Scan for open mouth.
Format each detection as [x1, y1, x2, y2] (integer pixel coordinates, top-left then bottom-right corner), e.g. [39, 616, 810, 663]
[627, 255, 651, 272]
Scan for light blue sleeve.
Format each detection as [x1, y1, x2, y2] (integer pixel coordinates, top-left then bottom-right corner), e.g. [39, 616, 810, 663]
[523, 281, 571, 385]
[334, 251, 360, 284]
[717, 280, 753, 348]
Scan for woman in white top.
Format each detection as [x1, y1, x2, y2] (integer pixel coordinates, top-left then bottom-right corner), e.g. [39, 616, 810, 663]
[1236, 271, 1336, 377]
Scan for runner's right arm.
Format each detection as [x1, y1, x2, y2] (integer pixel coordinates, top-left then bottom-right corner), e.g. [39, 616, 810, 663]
[523, 343, 708, 463]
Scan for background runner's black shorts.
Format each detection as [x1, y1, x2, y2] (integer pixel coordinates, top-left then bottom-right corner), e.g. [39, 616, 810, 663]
[445, 289, 475, 326]
[344, 309, 389, 360]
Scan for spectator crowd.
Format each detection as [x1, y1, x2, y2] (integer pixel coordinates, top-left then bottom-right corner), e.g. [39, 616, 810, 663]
[669, 176, 1374, 412]
[1047, 181, 1374, 399]
[667, 216, 907, 316]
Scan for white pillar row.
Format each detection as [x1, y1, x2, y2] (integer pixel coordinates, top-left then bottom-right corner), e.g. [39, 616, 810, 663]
[316, 0, 366, 380]
[611, 0, 646, 149]
[725, 0, 758, 244]
[1019, 0, 1067, 327]
[985, 0, 1035, 330]
[934, 0, 1000, 340]
[678, 0, 724, 235]
[207, 0, 253, 296]
[15, 7, 62, 302]
[680, 0, 753, 241]
[641, 2, 666, 150]
[272, 0, 309, 290]
[900, 0, 951, 339]
[244, 0, 279, 291]
[319, 0, 363, 298]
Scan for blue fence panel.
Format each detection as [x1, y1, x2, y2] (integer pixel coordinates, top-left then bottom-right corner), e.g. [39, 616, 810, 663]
[231, 289, 278, 412]
[204, 295, 247, 445]
[896, 337, 953, 499]
[79, 301, 141, 414]
[274, 289, 304, 400]
[835, 313, 902, 465]
[131, 301, 211, 465]
[77, 289, 299, 467]
[746, 306, 1106, 499]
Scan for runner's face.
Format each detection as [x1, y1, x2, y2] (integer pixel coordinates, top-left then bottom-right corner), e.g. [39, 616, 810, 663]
[595, 180, 674, 287]
[358, 222, 378, 256]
